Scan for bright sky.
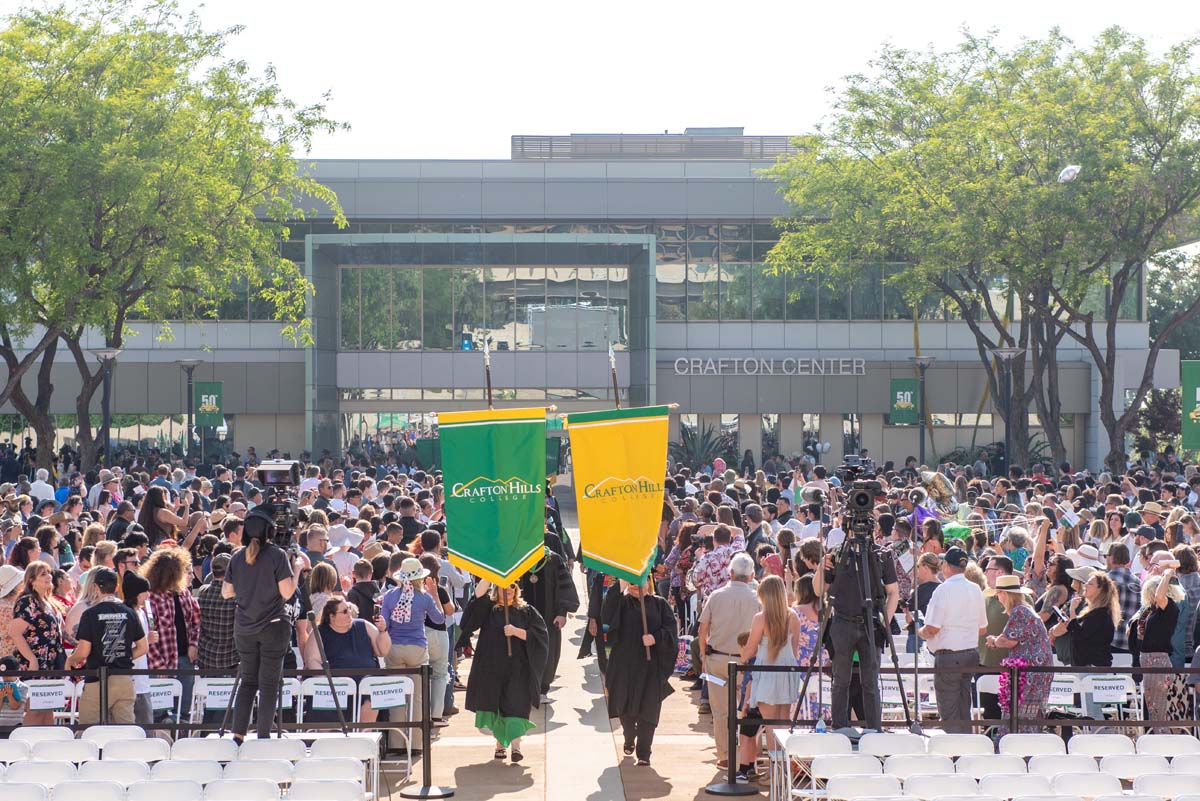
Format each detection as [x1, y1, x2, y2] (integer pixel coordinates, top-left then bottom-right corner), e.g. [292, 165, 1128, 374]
[3, 0, 1198, 160]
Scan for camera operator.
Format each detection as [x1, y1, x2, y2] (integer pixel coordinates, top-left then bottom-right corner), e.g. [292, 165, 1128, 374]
[221, 507, 300, 741]
[815, 494, 899, 732]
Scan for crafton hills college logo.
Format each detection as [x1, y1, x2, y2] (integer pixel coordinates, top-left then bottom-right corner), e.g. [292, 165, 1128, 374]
[582, 476, 664, 503]
[450, 476, 544, 503]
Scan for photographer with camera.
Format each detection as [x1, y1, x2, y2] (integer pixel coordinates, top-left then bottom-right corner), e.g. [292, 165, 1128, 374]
[815, 483, 899, 732]
[221, 506, 300, 741]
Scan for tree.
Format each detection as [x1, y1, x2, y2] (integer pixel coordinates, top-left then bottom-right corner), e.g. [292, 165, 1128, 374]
[1134, 389, 1181, 456]
[1147, 253, 1200, 362]
[766, 29, 1200, 472]
[0, 1, 346, 469]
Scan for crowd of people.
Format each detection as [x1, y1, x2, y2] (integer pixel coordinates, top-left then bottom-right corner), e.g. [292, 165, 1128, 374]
[0, 449, 580, 761]
[574, 450, 1200, 783]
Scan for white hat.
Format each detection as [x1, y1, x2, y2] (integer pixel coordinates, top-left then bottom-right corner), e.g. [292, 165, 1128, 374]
[0, 565, 25, 598]
[1066, 544, 1103, 569]
[325, 523, 363, 554]
[391, 557, 429, 583]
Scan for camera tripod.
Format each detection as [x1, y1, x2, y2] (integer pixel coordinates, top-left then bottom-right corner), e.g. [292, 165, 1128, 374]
[791, 524, 912, 733]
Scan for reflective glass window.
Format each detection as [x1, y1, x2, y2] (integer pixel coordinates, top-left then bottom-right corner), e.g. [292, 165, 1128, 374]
[721, 224, 753, 241]
[687, 223, 719, 241]
[339, 268, 359, 349]
[687, 263, 719, 320]
[544, 267, 577, 350]
[687, 241, 718, 265]
[785, 272, 817, 320]
[719, 241, 752, 262]
[654, 224, 685, 242]
[753, 264, 784, 320]
[820, 275, 850, 320]
[392, 268, 421, 350]
[453, 268, 486, 351]
[760, 414, 779, 457]
[577, 266, 608, 350]
[656, 263, 686, 321]
[484, 268, 515, 351]
[422, 269, 454, 350]
[359, 268, 391, 350]
[608, 267, 630, 348]
[218, 277, 249, 320]
[720, 263, 752, 320]
[851, 264, 883, 320]
[514, 268, 546, 351]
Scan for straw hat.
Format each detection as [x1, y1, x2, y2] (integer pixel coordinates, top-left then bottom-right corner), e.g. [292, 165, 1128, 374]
[0, 565, 24, 598]
[391, 557, 429, 583]
[993, 575, 1034, 596]
[1065, 565, 1099, 584]
[1065, 544, 1103, 569]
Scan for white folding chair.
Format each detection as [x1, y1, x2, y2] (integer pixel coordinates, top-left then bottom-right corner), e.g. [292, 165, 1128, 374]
[1098, 753, 1170, 780]
[7, 760, 79, 787]
[1027, 755, 1099, 776]
[297, 677, 357, 724]
[101, 738, 170, 763]
[903, 773, 978, 799]
[811, 754, 882, 794]
[1052, 772, 1122, 800]
[290, 757, 366, 785]
[956, 755, 1028, 779]
[0, 739, 33, 763]
[1139, 735, 1200, 757]
[999, 734, 1066, 757]
[1173, 795, 1200, 801]
[79, 759, 152, 785]
[884, 754, 954, 778]
[826, 774, 902, 800]
[190, 678, 237, 724]
[20, 681, 75, 724]
[151, 759, 223, 784]
[309, 736, 382, 798]
[1015, 796, 1078, 801]
[80, 725, 145, 749]
[1134, 774, 1195, 800]
[4, 783, 51, 801]
[237, 738, 306, 762]
[979, 773, 1052, 798]
[1081, 676, 1140, 722]
[287, 780, 365, 801]
[32, 740, 98, 764]
[928, 734, 995, 757]
[785, 732, 854, 797]
[933, 796, 996, 801]
[128, 780, 203, 801]
[146, 678, 183, 722]
[171, 737, 239, 762]
[202, 779, 281, 801]
[1172, 753, 1200, 774]
[1068, 733, 1136, 757]
[49, 780, 125, 801]
[222, 759, 294, 785]
[1094, 796, 1162, 801]
[10, 726, 76, 746]
[859, 732, 927, 757]
[1046, 675, 1081, 711]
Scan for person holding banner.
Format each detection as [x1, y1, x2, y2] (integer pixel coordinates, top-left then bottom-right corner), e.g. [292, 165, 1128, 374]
[602, 578, 678, 767]
[460, 579, 548, 763]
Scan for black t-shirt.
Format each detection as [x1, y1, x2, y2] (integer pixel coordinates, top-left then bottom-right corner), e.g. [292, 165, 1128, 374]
[76, 599, 145, 679]
[399, 517, 424, 547]
[826, 543, 898, 619]
[226, 544, 293, 635]
[425, 587, 451, 632]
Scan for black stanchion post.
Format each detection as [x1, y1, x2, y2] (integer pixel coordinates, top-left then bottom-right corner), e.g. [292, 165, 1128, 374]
[1008, 664, 1019, 734]
[399, 665, 454, 800]
[705, 662, 756, 796]
[99, 667, 109, 725]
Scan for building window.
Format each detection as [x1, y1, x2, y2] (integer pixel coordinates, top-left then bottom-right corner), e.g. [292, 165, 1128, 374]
[842, 414, 860, 456]
[761, 414, 779, 459]
[719, 263, 752, 320]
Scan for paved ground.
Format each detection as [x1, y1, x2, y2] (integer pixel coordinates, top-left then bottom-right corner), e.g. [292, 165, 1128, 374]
[389, 481, 768, 801]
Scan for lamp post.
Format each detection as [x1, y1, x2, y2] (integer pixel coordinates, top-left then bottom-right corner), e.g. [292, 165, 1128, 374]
[87, 348, 122, 465]
[176, 359, 202, 460]
[908, 356, 936, 467]
[990, 347, 1025, 475]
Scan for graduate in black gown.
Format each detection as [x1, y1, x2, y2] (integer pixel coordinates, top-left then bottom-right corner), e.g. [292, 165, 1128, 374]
[518, 539, 580, 699]
[578, 571, 611, 672]
[459, 580, 549, 763]
[602, 578, 678, 766]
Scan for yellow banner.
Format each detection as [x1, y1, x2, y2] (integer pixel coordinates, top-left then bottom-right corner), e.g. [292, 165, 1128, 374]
[566, 405, 670, 583]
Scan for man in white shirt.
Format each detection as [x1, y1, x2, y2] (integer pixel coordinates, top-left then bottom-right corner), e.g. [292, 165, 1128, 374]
[917, 546, 988, 733]
[29, 468, 56, 506]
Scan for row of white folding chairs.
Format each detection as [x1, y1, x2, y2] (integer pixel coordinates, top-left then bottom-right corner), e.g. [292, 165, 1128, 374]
[0, 727, 378, 762]
[809, 750, 1200, 777]
[0, 757, 366, 787]
[187, 677, 413, 724]
[0, 779, 364, 801]
[785, 731, 1200, 760]
[16, 680, 185, 726]
[851, 796, 1172, 801]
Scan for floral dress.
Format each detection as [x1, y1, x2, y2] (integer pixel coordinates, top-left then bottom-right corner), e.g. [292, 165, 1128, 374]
[999, 602, 1053, 734]
[12, 595, 64, 670]
[794, 606, 829, 720]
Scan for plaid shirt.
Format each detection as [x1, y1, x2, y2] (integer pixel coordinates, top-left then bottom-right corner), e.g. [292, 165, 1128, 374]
[1108, 567, 1142, 651]
[195, 578, 238, 669]
[146, 589, 201, 670]
[693, 531, 747, 601]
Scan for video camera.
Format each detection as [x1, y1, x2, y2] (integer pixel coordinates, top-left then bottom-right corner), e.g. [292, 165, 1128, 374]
[836, 462, 882, 538]
[247, 460, 301, 548]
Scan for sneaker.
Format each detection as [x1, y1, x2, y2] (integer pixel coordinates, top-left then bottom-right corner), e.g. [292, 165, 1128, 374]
[735, 770, 749, 784]
[444, 706, 460, 716]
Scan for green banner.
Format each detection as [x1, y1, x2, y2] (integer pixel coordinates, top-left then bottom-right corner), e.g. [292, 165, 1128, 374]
[194, 381, 223, 427]
[1184, 361, 1200, 451]
[546, 436, 562, 475]
[414, 438, 440, 469]
[890, 378, 919, 425]
[440, 407, 547, 586]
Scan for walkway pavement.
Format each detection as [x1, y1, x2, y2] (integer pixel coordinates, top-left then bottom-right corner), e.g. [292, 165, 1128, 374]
[393, 480, 768, 801]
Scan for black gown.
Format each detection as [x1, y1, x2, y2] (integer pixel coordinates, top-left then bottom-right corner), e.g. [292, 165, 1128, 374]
[601, 589, 678, 726]
[519, 546, 580, 693]
[459, 595, 549, 742]
[577, 571, 609, 671]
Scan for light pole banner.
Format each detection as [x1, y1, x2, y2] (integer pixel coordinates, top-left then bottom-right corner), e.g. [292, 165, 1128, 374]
[439, 407, 547, 586]
[1183, 361, 1200, 451]
[890, 378, 919, 425]
[194, 381, 223, 427]
[566, 405, 670, 584]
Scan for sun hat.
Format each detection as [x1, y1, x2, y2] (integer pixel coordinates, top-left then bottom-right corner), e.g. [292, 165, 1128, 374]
[1142, 501, 1166, 517]
[325, 523, 364, 554]
[993, 574, 1034, 596]
[1065, 544, 1103, 569]
[391, 557, 429, 583]
[1066, 565, 1099, 584]
[0, 565, 24, 598]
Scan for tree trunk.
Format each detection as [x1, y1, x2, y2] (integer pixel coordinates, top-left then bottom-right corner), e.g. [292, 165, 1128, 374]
[1, 338, 60, 470]
[63, 335, 106, 472]
[1030, 308, 1068, 468]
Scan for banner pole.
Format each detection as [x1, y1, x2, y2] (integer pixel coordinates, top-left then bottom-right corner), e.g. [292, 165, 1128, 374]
[612, 344, 649, 661]
[609, 343, 621, 410]
[484, 341, 494, 411]
[639, 586, 651, 661]
[503, 588, 512, 656]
